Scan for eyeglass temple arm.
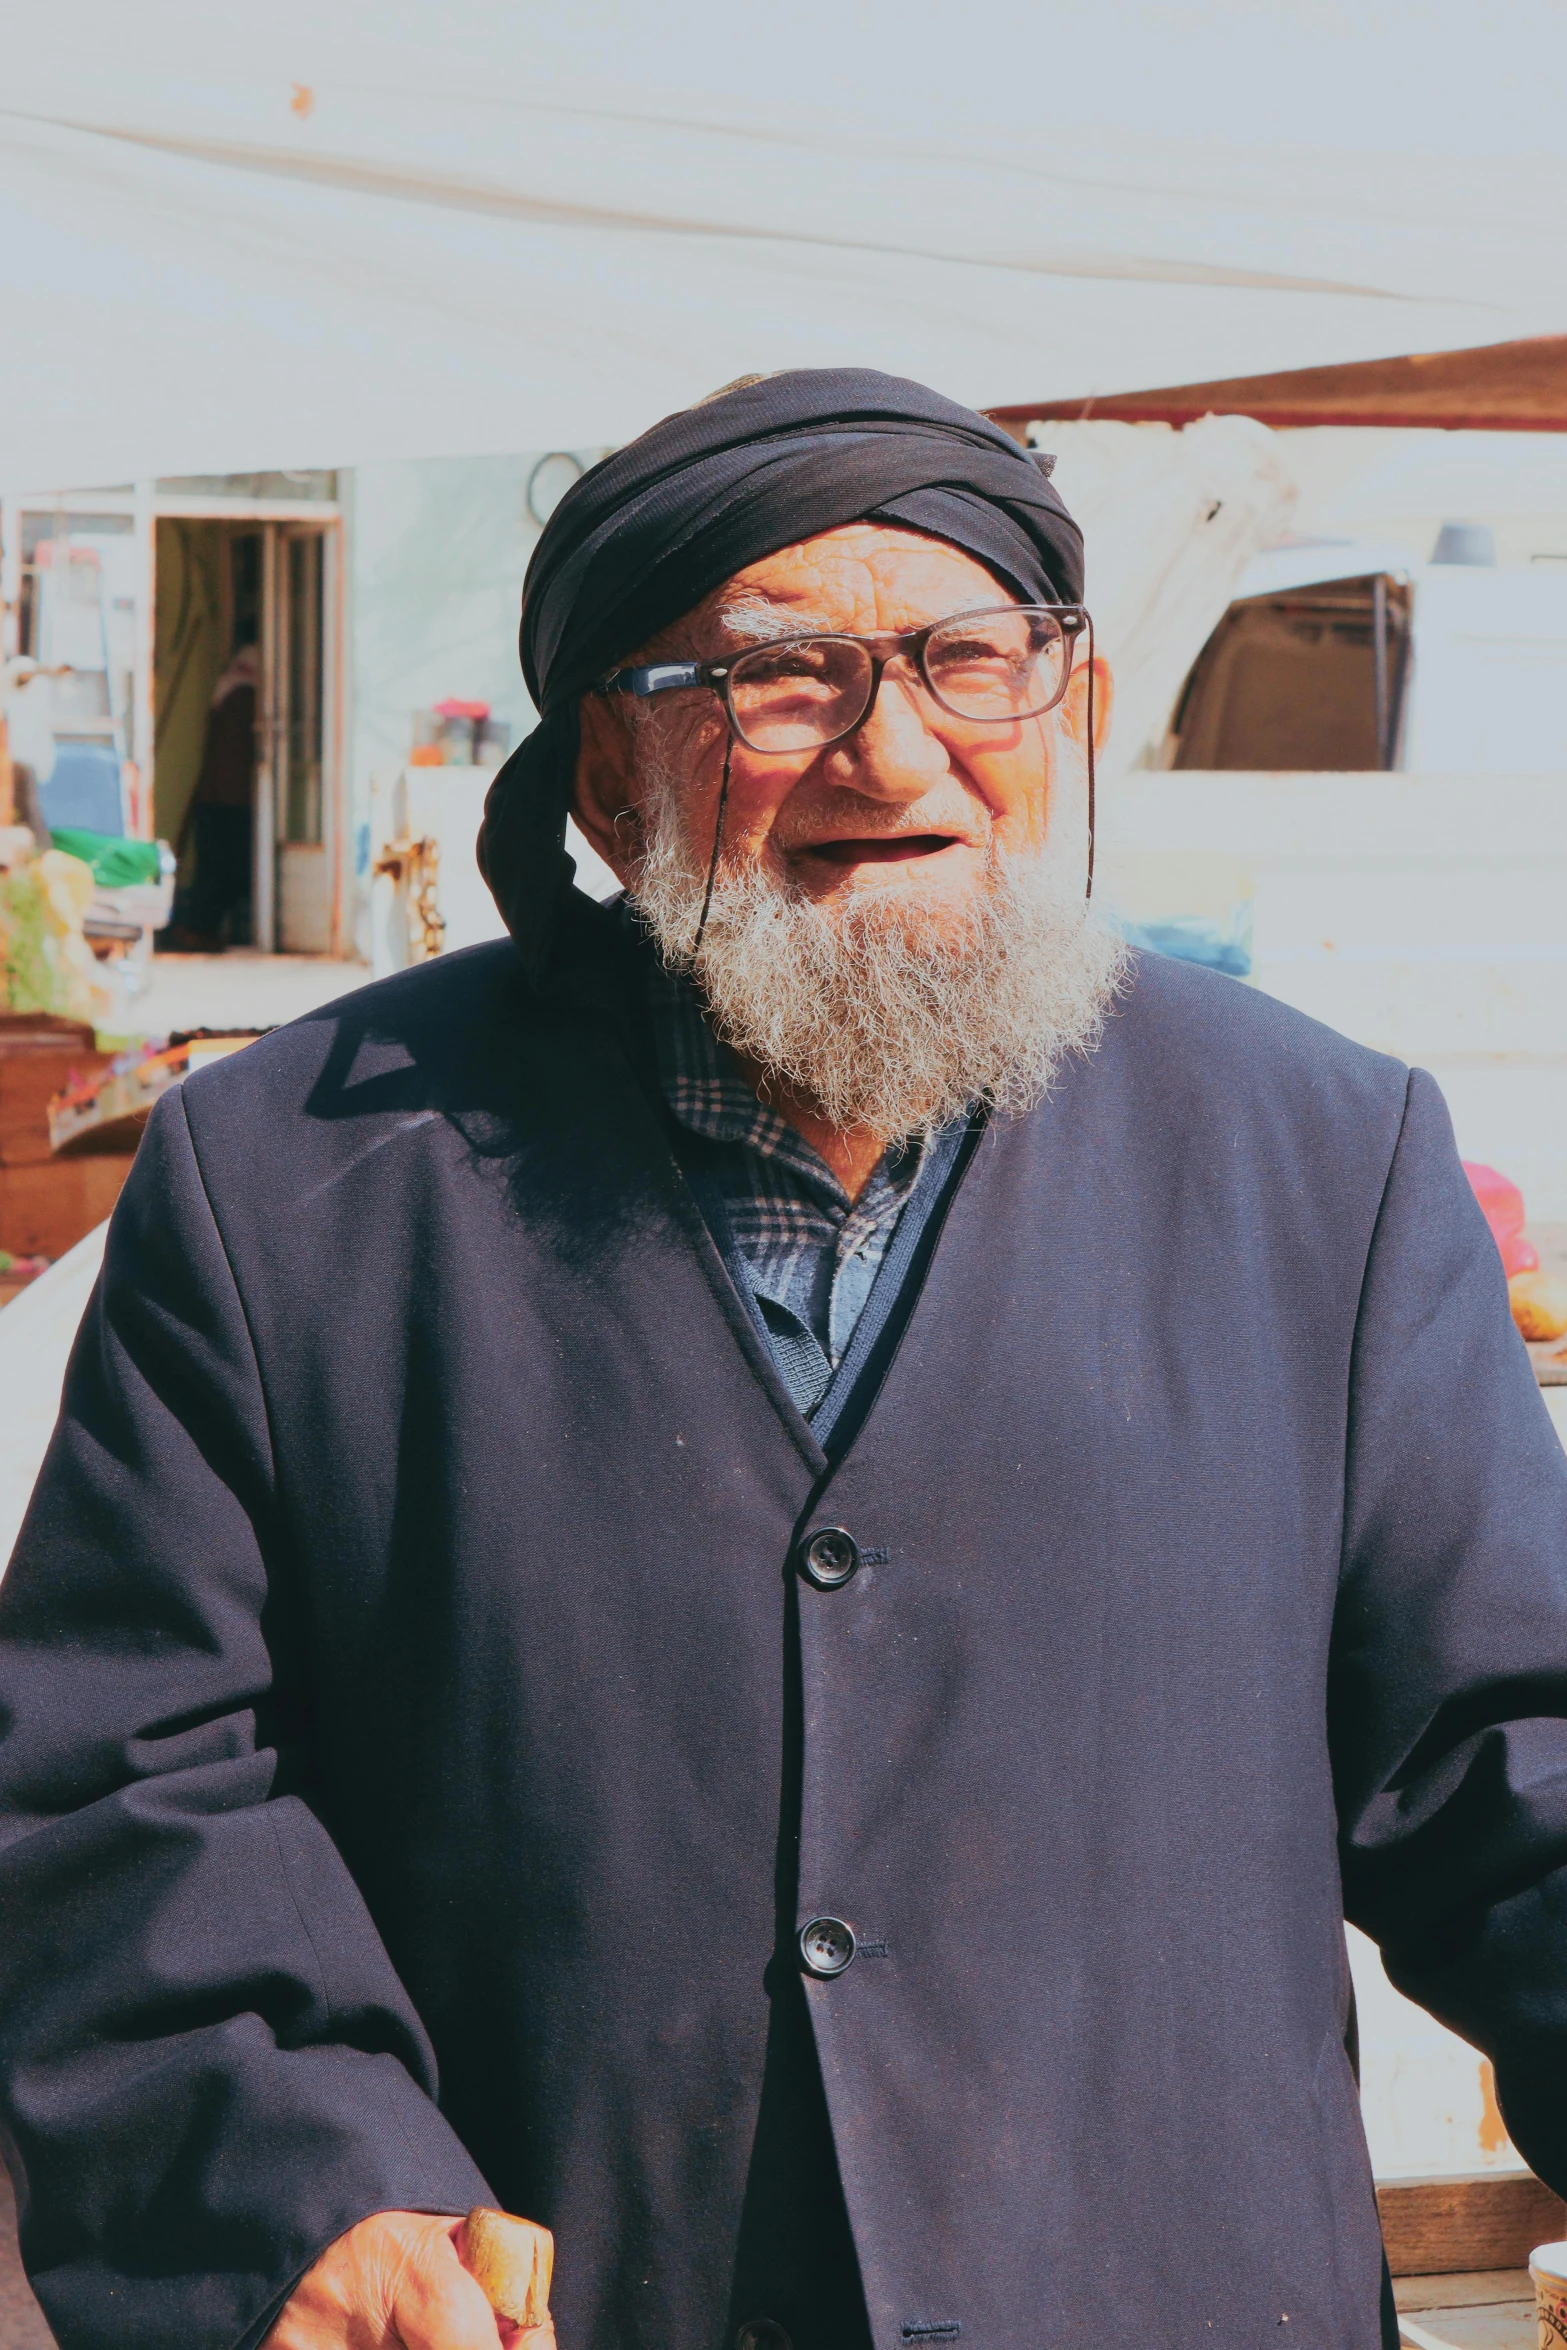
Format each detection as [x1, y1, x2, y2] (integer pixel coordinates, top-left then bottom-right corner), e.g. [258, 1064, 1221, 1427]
[601, 661, 726, 698]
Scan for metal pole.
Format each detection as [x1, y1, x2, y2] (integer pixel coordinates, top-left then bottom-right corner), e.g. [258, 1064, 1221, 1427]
[1372, 574, 1389, 770]
[254, 526, 278, 951]
[129, 480, 156, 836]
[322, 519, 344, 955]
[0, 498, 20, 660]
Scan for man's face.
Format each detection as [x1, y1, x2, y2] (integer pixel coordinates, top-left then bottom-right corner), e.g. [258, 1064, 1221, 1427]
[574, 522, 1121, 1141]
[575, 523, 1108, 923]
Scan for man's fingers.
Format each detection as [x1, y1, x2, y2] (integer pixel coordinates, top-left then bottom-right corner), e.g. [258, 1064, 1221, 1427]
[457, 2211, 553, 2331]
[389, 2229, 507, 2350]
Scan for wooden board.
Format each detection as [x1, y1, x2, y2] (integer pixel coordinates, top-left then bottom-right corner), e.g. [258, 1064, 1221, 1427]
[1398, 2299, 1534, 2350]
[987, 333, 1567, 436]
[0, 1017, 112, 1169]
[0, 1156, 135, 1260]
[1378, 2172, 1565, 2277]
[1395, 2270, 1541, 2350]
[1397, 2272, 1533, 2313]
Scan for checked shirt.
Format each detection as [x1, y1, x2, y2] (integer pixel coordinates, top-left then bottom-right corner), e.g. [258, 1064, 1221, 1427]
[646, 954, 932, 1415]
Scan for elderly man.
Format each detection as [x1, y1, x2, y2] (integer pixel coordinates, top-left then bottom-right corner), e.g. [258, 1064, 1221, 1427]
[3, 370, 1567, 2350]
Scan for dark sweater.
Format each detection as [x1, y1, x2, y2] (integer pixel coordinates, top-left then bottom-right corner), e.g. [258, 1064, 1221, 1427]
[2, 900, 1566, 2350]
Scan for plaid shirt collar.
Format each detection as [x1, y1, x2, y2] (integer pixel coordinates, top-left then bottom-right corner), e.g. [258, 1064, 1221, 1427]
[642, 947, 933, 1393]
[645, 954, 925, 1226]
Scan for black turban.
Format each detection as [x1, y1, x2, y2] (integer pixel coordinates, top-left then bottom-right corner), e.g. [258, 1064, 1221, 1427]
[478, 367, 1084, 977]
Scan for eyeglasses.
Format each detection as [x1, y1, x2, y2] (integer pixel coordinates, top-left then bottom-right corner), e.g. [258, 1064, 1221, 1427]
[598, 603, 1089, 754]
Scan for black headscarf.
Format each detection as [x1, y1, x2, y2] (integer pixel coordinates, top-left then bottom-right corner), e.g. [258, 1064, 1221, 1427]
[478, 368, 1084, 978]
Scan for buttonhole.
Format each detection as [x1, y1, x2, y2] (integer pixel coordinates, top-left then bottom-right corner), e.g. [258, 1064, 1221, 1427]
[858, 1939, 889, 1958]
[860, 1546, 890, 1565]
[902, 2326, 961, 2342]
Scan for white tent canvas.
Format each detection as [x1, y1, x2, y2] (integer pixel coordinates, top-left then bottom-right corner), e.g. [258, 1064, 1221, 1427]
[5, 0, 1567, 488]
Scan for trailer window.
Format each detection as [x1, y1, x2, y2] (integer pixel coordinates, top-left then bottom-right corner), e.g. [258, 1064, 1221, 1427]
[1168, 573, 1410, 770]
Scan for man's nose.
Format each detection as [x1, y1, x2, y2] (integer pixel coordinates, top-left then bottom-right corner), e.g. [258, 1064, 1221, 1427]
[822, 664, 949, 800]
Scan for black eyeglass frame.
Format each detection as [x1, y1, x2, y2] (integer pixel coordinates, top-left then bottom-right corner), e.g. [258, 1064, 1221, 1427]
[596, 603, 1091, 753]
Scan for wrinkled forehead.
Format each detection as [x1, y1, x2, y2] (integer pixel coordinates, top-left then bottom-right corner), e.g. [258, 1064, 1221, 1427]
[638, 524, 1018, 661]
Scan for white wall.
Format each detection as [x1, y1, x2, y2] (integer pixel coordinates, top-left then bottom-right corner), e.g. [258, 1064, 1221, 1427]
[366, 761, 615, 979]
[1278, 428, 1567, 573]
[1098, 772, 1567, 1218]
[345, 450, 606, 955]
[1349, 1926, 1525, 2180]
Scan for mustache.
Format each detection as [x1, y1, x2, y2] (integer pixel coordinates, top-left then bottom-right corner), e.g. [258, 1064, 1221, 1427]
[763, 792, 988, 863]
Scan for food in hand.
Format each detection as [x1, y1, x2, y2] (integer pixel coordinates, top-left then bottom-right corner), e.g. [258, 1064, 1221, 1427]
[1509, 1272, 1567, 1342]
[458, 2207, 554, 2329]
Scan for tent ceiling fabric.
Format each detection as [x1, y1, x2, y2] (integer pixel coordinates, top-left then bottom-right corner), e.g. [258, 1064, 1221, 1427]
[994, 336, 1567, 434]
[5, 0, 1567, 489]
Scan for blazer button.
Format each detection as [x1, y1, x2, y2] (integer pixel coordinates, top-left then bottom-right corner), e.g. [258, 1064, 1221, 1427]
[797, 1526, 859, 1589]
[736, 2326, 794, 2350]
[799, 1915, 857, 1976]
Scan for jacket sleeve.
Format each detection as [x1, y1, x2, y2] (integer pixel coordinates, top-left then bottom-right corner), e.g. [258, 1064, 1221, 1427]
[0, 1091, 491, 2350]
[1332, 1066, 1567, 2186]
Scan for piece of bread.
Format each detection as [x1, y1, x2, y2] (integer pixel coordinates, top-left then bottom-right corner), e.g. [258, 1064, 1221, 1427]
[1510, 1271, 1567, 1343]
[458, 2207, 554, 2328]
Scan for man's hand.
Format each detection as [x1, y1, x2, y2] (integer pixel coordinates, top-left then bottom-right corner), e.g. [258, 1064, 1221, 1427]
[264, 2211, 557, 2350]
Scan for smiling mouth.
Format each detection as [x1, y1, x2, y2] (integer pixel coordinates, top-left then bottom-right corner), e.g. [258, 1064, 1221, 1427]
[800, 833, 968, 866]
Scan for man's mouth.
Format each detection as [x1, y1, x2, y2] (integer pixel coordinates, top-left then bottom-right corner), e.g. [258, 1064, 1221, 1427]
[799, 833, 969, 867]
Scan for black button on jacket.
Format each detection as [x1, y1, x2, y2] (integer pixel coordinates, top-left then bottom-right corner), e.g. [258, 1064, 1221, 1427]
[3, 902, 1567, 2350]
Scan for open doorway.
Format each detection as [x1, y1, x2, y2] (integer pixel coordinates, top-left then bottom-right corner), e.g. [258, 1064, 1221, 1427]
[1167, 573, 1413, 771]
[155, 523, 257, 949]
[154, 518, 331, 951]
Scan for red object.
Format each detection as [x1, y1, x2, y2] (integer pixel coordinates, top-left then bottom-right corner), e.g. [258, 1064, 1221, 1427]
[433, 698, 490, 722]
[1463, 1161, 1539, 1274]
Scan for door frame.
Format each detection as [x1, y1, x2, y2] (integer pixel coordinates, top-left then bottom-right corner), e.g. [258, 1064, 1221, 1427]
[0, 484, 346, 954]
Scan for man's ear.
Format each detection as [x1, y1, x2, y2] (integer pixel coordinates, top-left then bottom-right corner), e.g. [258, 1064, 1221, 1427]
[572, 693, 643, 885]
[1059, 653, 1114, 755]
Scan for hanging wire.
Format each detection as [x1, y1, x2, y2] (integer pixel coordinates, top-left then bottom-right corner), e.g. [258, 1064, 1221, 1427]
[1084, 612, 1096, 901]
[691, 732, 733, 957]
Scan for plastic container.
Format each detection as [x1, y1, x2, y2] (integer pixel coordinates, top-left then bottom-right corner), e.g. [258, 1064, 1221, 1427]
[1463, 1160, 1539, 1276]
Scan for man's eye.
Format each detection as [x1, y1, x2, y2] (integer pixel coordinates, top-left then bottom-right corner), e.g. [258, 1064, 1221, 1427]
[744, 649, 832, 685]
[936, 636, 1010, 664]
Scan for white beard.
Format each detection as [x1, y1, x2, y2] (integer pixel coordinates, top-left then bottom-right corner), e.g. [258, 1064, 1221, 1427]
[629, 768, 1127, 1139]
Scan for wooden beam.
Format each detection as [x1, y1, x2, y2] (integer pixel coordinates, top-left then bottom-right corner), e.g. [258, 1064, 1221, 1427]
[989, 335, 1567, 436]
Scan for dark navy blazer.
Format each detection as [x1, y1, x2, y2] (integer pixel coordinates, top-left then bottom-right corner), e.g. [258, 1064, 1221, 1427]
[3, 901, 1567, 2350]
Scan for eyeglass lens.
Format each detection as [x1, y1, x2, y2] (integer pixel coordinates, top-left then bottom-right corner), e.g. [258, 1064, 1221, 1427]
[726, 608, 1070, 752]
